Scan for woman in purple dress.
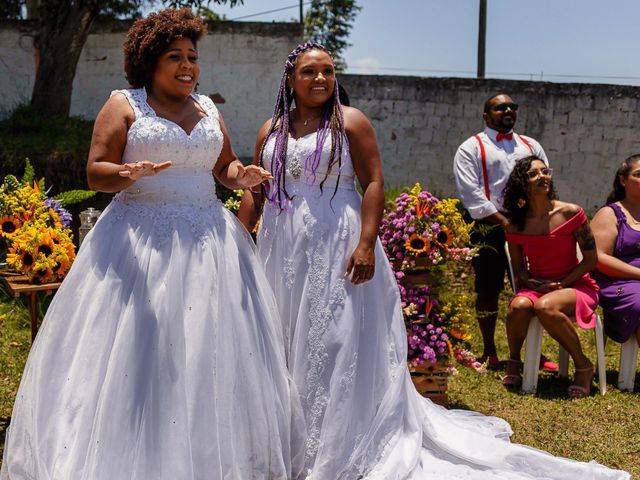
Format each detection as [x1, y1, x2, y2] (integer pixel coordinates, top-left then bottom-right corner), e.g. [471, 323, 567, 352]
[591, 154, 640, 345]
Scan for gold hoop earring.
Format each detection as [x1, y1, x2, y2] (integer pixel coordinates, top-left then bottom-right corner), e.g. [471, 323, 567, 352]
[517, 198, 526, 208]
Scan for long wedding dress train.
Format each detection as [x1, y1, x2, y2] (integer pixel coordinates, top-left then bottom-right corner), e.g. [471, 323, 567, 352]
[257, 130, 630, 480]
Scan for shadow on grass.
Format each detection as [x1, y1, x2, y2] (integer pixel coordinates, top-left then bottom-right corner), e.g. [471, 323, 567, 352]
[0, 416, 8, 462]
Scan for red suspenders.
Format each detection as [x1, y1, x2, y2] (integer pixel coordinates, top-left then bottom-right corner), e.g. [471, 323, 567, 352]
[474, 133, 535, 201]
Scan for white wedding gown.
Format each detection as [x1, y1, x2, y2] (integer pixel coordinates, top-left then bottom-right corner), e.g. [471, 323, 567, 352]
[1, 88, 303, 480]
[256, 130, 630, 480]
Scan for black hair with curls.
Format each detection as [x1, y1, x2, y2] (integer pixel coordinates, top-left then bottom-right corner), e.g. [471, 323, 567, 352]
[123, 8, 206, 89]
[606, 154, 640, 204]
[503, 156, 558, 231]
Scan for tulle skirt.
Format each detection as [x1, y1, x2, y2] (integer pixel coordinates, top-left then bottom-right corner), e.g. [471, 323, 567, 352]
[1, 196, 303, 480]
[258, 184, 630, 480]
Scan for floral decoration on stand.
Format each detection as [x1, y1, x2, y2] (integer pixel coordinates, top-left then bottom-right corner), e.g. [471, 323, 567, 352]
[380, 183, 483, 372]
[223, 189, 244, 213]
[0, 159, 95, 284]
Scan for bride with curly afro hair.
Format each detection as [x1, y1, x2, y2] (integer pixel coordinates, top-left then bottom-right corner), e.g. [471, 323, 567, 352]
[1, 8, 303, 480]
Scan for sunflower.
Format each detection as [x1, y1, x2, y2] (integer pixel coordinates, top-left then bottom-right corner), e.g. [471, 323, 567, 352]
[35, 232, 55, 257]
[7, 249, 35, 272]
[404, 233, 429, 254]
[436, 226, 453, 246]
[31, 266, 55, 284]
[0, 215, 21, 237]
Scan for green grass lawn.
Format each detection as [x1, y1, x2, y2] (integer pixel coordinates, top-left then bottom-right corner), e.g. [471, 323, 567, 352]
[0, 278, 638, 477]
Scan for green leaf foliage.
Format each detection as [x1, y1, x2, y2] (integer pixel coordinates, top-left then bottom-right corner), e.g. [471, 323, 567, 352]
[53, 190, 97, 207]
[3, 175, 20, 191]
[21, 158, 35, 186]
[304, 0, 361, 71]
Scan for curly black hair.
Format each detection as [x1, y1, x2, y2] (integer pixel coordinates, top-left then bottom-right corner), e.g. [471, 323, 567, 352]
[503, 156, 558, 231]
[123, 8, 206, 89]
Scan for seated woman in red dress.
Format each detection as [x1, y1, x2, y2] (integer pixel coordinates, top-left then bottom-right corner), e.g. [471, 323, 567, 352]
[502, 156, 599, 398]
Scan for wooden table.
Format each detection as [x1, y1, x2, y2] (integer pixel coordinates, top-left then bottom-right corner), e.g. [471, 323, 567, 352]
[1, 272, 62, 341]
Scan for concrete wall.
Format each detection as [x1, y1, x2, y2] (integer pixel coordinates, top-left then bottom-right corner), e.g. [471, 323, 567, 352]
[340, 75, 640, 210]
[0, 20, 303, 159]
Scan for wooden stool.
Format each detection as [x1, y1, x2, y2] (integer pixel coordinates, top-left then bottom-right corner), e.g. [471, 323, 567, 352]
[1, 272, 61, 341]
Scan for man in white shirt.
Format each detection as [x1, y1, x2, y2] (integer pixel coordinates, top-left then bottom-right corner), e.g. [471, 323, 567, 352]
[453, 93, 553, 369]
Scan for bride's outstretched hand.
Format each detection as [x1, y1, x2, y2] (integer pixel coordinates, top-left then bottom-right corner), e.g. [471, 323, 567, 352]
[346, 243, 375, 285]
[119, 160, 172, 181]
[236, 164, 273, 188]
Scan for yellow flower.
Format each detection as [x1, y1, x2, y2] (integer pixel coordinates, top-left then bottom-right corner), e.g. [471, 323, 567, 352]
[0, 215, 21, 237]
[405, 233, 429, 254]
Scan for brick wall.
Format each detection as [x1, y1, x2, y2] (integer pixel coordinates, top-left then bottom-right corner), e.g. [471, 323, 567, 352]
[340, 75, 640, 210]
[0, 20, 303, 160]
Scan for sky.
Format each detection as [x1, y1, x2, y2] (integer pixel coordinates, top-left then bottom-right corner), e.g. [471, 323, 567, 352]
[204, 0, 640, 86]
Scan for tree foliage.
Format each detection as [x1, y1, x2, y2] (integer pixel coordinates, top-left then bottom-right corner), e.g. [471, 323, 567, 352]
[0, 0, 242, 118]
[304, 0, 361, 71]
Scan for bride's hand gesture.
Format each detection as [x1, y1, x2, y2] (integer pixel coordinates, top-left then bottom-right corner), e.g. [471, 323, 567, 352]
[119, 160, 172, 181]
[236, 164, 273, 188]
[346, 242, 375, 285]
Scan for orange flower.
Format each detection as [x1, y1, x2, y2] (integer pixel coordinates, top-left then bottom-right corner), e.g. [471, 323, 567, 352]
[450, 327, 472, 341]
[415, 200, 431, 219]
[424, 295, 434, 318]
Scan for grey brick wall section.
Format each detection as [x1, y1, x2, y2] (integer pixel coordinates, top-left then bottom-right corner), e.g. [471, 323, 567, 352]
[340, 75, 640, 211]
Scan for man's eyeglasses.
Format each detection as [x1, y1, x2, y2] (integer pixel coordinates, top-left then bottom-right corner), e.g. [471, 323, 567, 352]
[526, 167, 553, 179]
[493, 103, 519, 112]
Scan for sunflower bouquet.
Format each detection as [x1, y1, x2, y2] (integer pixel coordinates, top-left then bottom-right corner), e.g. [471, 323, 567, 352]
[0, 159, 95, 283]
[380, 183, 476, 269]
[381, 184, 482, 371]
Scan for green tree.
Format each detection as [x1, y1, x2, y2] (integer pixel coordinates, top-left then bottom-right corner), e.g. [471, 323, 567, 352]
[304, 0, 360, 71]
[0, 0, 242, 118]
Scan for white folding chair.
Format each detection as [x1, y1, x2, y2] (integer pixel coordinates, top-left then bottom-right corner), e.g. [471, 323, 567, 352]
[617, 336, 639, 391]
[505, 242, 607, 395]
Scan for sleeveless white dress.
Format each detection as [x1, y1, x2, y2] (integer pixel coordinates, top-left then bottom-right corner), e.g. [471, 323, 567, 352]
[257, 130, 630, 480]
[1, 88, 303, 480]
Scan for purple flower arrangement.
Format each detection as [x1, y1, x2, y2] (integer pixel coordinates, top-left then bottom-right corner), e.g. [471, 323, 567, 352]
[383, 184, 483, 372]
[44, 198, 73, 229]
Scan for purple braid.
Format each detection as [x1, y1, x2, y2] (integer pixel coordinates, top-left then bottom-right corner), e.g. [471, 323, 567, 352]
[258, 40, 348, 209]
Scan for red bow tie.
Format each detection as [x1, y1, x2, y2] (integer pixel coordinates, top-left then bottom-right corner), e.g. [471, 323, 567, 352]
[496, 132, 513, 142]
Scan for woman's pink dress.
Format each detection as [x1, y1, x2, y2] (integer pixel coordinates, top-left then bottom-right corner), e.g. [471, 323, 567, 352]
[506, 209, 599, 329]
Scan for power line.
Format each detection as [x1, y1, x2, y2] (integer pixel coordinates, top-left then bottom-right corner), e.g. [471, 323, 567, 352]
[344, 65, 640, 82]
[229, 1, 317, 21]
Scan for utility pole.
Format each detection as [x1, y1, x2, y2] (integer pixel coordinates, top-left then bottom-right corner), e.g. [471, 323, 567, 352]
[300, 0, 304, 24]
[477, 0, 487, 78]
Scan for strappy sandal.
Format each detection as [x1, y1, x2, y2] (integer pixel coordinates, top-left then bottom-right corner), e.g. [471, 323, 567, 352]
[501, 359, 522, 388]
[568, 365, 594, 399]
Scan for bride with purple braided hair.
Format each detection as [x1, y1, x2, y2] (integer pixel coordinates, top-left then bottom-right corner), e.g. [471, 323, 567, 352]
[240, 42, 629, 480]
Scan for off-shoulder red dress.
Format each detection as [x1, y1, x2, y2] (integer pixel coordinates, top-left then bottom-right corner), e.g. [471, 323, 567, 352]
[506, 209, 599, 329]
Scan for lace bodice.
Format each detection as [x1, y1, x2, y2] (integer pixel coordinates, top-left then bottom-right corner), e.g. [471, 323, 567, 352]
[262, 130, 356, 193]
[101, 88, 227, 245]
[111, 88, 223, 207]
